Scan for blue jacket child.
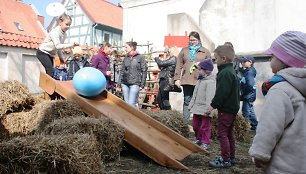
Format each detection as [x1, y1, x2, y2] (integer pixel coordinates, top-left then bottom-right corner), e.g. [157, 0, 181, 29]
[240, 56, 258, 130]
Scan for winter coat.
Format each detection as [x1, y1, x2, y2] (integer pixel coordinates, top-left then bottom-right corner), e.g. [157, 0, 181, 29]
[174, 46, 211, 86]
[249, 68, 306, 174]
[118, 54, 147, 88]
[188, 74, 216, 116]
[240, 66, 256, 102]
[154, 55, 176, 80]
[91, 51, 114, 89]
[67, 57, 90, 80]
[211, 63, 240, 115]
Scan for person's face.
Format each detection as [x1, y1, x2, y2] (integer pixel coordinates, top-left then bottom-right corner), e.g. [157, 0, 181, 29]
[214, 53, 226, 66]
[243, 61, 252, 68]
[198, 67, 206, 76]
[74, 54, 82, 60]
[125, 44, 133, 53]
[59, 18, 71, 32]
[189, 36, 200, 46]
[104, 46, 112, 55]
[270, 56, 287, 73]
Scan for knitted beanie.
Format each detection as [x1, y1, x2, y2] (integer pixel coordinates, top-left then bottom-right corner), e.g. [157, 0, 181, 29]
[198, 59, 214, 71]
[264, 31, 306, 68]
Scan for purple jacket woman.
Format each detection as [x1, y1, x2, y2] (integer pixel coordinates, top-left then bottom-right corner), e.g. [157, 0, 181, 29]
[91, 43, 114, 90]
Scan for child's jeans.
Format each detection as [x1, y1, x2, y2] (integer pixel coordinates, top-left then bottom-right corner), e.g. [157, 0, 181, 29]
[192, 114, 211, 145]
[217, 111, 236, 161]
[242, 100, 258, 129]
[121, 84, 140, 108]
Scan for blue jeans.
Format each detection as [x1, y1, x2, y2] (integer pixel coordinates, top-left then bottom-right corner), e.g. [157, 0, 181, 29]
[242, 100, 258, 129]
[182, 85, 195, 125]
[121, 84, 140, 108]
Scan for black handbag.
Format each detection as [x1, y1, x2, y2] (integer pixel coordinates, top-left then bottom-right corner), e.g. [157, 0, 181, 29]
[163, 75, 182, 93]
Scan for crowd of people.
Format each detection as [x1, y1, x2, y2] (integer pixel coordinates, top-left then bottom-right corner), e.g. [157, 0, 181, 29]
[37, 13, 306, 173]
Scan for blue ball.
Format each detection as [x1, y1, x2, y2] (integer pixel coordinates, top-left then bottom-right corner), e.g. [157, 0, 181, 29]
[73, 67, 107, 97]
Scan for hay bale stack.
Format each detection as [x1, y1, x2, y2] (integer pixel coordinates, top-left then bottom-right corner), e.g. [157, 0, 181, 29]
[1, 100, 86, 136]
[211, 112, 251, 142]
[0, 80, 34, 118]
[41, 117, 125, 162]
[142, 110, 189, 138]
[0, 134, 103, 174]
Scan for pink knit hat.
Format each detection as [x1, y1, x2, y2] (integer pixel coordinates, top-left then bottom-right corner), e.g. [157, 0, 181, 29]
[264, 31, 306, 68]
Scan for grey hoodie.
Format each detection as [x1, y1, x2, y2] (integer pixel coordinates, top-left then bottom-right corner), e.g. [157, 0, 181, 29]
[249, 68, 306, 174]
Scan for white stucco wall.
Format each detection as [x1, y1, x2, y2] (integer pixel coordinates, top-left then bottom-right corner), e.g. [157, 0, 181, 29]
[0, 47, 44, 94]
[121, 0, 208, 52]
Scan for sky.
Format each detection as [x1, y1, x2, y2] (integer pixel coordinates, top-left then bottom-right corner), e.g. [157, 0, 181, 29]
[24, 0, 121, 28]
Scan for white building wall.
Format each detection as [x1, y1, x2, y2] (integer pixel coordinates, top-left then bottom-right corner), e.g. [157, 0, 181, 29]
[121, 0, 206, 52]
[0, 47, 44, 94]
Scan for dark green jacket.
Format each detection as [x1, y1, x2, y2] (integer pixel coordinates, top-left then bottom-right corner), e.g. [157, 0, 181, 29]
[211, 63, 240, 114]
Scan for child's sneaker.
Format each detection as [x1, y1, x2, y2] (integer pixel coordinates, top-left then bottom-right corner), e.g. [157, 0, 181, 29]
[200, 143, 210, 150]
[209, 156, 232, 168]
[192, 139, 201, 145]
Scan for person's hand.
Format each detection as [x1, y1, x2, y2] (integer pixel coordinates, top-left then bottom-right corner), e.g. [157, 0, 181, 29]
[206, 106, 214, 115]
[252, 157, 269, 169]
[106, 71, 112, 76]
[175, 80, 181, 87]
[116, 87, 121, 92]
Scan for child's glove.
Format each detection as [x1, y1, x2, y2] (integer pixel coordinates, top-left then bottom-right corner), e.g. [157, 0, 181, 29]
[189, 63, 197, 74]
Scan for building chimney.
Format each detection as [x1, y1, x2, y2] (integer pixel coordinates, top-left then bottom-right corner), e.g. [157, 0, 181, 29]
[37, 15, 44, 27]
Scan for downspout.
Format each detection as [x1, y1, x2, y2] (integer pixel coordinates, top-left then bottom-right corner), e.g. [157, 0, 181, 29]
[92, 23, 98, 46]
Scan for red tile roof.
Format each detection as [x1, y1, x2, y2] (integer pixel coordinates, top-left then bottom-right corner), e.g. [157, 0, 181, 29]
[164, 33, 189, 48]
[0, 31, 43, 49]
[0, 0, 45, 49]
[77, 0, 123, 30]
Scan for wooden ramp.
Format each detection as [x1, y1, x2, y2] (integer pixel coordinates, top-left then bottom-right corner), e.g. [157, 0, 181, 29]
[39, 72, 207, 170]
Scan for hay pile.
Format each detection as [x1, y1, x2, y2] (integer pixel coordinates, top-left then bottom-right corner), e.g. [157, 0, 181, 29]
[0, 134, 103, 174]
[211, 112, 251, 142]
[141, 109, 189, 138]
[0, 81, 34, 118]
[41, 117, 125, 162]
[1, 100, 86, 136]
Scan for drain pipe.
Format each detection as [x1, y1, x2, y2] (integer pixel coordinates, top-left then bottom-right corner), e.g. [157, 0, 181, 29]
[92, 23, 98, 46]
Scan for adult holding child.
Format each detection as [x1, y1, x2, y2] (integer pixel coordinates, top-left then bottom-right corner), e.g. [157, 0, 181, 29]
[37, 13, 78, 77]
[174, 31, 211, 124]
[154, 46, 179, 110]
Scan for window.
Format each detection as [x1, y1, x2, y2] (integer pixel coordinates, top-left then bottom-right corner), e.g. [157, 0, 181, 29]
[14, 22, 23, 31]
[103, 32, 111, 43]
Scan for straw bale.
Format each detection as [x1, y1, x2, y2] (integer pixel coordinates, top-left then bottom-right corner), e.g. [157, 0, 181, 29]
[0, 80, 34, 118]
[141, 110, 189, 138]
[211, 112, 251, 142]
[0, 134, 103, 174]
[1, 100, 86, 136]
[41, 117, 125, 162]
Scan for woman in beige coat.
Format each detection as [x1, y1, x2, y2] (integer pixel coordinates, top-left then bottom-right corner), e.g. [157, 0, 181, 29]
[174, 31, 211, 124]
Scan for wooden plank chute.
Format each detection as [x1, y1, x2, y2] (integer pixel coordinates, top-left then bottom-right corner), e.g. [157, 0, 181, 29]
[39, 72, 207, 170]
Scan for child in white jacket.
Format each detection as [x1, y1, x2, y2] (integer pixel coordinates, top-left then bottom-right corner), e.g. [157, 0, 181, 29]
[188, 59, 216, 150]
[249, 31, 306, 174]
